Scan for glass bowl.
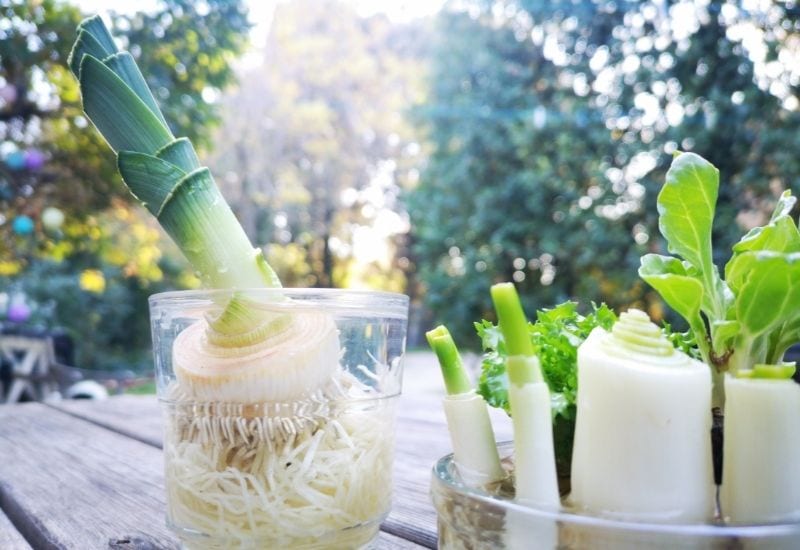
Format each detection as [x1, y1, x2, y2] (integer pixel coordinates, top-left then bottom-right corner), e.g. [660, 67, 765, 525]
[150, 288, 408, 549]
[431, 442, 800, 549]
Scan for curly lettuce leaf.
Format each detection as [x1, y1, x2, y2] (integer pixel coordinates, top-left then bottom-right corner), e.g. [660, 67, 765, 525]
[662, 321, 702, 360]
[476, 301, 617, 479]
[474, 321, 508, 412]
[476, 301, 616, 415]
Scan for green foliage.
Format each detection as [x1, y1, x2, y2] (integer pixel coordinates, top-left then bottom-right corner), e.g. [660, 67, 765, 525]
[639, 152, 800, 408]
[475, 300, 616, 477]
[662, 321, 701, 361]
[656, 153, 720, 297]
[476, 301, 616, 418]
[2, 202, 199, 369]
[2, 255, 182, 372]
[408, 7, 638, 345]
[476, 301, 616, 414]
[639, 254, 704, 329]
[408, 1, 800, 346]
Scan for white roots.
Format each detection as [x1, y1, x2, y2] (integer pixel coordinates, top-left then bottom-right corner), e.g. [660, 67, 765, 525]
[162, 369, 396, 549]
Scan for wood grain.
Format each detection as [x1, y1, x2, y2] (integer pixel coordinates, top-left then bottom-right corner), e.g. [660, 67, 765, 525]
[42, 391, 510, 549]
[0, 402, 179, 549]
[1, 402, 423, 549]
[48, 395, 163, 448]
[372, 530, 430, 549]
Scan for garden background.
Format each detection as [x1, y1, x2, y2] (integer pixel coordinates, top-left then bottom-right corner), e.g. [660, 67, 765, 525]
[2, 0, 798, 377]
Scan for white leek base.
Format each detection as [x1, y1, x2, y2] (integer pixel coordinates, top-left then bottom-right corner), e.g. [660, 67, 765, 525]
[508, 382, 560, 509]
[721, 376, 800, 523]
[443, 393, 504, 485]
[503, 505, 558, 550]
[570, 329, 713, 522]
[173, 312, 341, 404]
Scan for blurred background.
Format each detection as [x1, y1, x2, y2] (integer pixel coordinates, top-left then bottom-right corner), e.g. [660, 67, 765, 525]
[1, 0, 799, 384]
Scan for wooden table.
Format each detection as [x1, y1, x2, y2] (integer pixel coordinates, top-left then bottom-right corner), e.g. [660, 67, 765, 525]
[0, 389, 511, 549]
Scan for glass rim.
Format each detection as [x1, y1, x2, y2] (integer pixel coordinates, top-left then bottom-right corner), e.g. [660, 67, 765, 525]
[148, 287, 410, 317]
[432, 441, 800, 538]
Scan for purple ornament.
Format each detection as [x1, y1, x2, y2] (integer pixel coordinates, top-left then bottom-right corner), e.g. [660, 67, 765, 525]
[12, 215, 34, 235]
[7, 303, 31, 324]
[0, 84, 17, 104]
[5, 151, 26, 171]
[24, 149, 45, 171]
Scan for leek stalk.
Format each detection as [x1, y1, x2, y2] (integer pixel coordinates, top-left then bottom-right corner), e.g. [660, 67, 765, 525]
[426, 326, 504, 485]
[69, 16, 337, 402]
[70, 16, 392, 547]
[490, 283, 559, 510]
[69, 16, 279, 292]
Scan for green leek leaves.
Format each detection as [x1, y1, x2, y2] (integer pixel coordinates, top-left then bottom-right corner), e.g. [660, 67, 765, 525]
[79, 55, 173, 154]
[70, 15, 280, 291]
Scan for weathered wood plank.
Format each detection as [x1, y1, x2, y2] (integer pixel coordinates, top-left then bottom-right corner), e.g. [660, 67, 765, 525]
[28, 400, 428, 548]
[0, 508, 32, 549]
[45, 391, 510, 550]
[47, 394, 163, 447]
[0, 402, 180, 549]
[381, 415, 450, 548]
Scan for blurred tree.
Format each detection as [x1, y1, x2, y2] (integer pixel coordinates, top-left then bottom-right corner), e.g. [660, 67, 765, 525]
[2, 202, 195, 371]
[206, 0, 427, 290]
[117, 0, 250, 149]
[408, 0, 800, 345]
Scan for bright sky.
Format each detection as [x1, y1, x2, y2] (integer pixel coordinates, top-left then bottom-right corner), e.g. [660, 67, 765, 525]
[75, 0, 444, 48]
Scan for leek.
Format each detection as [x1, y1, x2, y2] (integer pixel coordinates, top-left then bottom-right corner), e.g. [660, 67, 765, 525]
[69, 15, 279, 291]
[490, 283, 559, 510]
[426, 325, 504, 485]
[71, 17, 392, 547]
[570, 309, 713, 522]
[721, 370, 800, 523]
[69, 16, 308, 398]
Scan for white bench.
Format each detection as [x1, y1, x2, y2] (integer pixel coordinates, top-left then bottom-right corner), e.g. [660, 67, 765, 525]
[0, 335, 56, 403]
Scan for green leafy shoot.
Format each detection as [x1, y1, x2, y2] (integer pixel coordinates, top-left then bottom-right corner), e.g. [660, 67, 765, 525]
[425, 325, 473, 396]
[639, 152, 800, 410]
[662, 321, 702, 361]
[475, 301, 616, 418]
[475, 301, 616, 479]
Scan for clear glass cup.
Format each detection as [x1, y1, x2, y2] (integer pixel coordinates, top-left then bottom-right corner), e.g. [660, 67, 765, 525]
[149, 288, 408, 549]
[432, 442, 800, 549]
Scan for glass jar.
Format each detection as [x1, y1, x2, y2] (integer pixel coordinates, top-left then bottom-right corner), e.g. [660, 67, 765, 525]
[431, 442, 800, 549]
[150, 289, 408, 549]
